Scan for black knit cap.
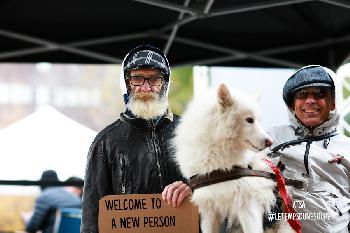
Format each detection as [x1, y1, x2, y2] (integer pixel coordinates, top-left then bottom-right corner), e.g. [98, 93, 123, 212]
[39, 170, 59, 190]
[123, 44, 170, 81]
[283, 65, 335, 107]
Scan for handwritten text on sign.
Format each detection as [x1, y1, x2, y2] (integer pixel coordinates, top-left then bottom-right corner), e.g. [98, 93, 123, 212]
[99, 194, 199, 233]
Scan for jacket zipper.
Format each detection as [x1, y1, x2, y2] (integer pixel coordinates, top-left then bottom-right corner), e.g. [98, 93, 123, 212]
[335, 205, 343, 216]
[303, 140, 312, 176]
[150, 123, 164, 189]
[120, 154, 126, 194]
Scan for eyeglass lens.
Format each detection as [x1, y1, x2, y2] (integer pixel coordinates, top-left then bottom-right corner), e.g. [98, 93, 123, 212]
[295, 88, 329, 99]
[129, 76, 163, 86]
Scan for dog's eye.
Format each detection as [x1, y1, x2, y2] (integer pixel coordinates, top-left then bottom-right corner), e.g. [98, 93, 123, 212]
[245, 118, 254, 124]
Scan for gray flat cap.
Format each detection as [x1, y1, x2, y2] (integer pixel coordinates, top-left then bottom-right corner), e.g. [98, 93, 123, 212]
[283, 65, 335, 106]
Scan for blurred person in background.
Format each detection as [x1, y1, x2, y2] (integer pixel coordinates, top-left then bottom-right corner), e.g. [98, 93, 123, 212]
[22, 170, 83, 233]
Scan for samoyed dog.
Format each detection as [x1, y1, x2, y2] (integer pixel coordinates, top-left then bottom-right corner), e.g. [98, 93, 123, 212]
[174, 83, 295, 233]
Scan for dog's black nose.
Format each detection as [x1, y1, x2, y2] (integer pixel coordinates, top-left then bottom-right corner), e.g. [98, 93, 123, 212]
[266, 138, 273, 147]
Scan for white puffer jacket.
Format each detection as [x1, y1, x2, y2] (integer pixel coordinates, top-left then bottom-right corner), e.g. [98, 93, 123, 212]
[269, 108, 350, 233]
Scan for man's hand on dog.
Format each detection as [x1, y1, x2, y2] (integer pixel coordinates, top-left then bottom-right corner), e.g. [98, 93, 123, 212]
[162, 181, 192, 207]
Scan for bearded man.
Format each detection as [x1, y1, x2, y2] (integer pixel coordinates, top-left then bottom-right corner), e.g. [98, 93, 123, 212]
[81, 45, 191, 233]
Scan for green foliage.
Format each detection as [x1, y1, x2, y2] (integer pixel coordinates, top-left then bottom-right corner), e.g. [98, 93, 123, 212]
[343, 86, 350, 99]
[344, 112, 350, 137]
[168, 66, 193, 115]
[343, 75, 350, 136]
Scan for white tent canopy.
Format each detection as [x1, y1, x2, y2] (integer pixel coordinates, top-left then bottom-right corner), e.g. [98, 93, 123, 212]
[0, 106, 97, 193]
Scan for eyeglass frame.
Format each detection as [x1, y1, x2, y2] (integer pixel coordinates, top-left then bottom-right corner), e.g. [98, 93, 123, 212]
[293, 87, 332, 100]
[127, 74, 165, 87]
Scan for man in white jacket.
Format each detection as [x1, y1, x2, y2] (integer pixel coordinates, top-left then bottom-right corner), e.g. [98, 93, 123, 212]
[268, 65, 350, 233]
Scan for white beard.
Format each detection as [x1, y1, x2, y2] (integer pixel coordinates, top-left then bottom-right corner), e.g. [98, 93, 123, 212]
[128, 92, 169, 120]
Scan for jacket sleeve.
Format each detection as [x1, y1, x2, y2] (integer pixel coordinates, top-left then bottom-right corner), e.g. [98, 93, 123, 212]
[25, 194, 51, 232]
[166, 153, 188, 184]
[81, 140, 112, 233]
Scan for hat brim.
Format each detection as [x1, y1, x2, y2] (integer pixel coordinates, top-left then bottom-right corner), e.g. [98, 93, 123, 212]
[292, 83, 333, 93]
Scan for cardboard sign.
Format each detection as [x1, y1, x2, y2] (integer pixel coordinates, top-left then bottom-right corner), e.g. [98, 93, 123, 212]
[99, 194, 199, 233]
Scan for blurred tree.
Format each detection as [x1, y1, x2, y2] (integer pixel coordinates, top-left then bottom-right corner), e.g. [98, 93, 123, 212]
[343, 75, 350, 137]
[168, 66, 193, 115]
[85, 65, 124, 131]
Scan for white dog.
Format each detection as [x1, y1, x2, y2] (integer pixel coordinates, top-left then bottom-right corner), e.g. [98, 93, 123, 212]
[174, 83, 295, 233]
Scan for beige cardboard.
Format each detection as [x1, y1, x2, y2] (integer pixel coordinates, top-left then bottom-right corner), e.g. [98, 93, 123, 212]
[99, 193, 199, 233]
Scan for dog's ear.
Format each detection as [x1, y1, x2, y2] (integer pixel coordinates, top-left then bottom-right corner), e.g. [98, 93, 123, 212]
[218, 83, 233, 109]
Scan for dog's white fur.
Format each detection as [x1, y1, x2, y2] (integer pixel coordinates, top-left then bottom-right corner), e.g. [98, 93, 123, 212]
[174, 84, 294, 233]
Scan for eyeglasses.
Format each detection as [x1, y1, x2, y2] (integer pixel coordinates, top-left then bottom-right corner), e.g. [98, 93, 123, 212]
[129, 75, 164, 86]
[294, 88, 330, 99]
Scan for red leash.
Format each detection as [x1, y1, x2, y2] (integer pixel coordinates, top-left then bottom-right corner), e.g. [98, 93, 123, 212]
[264, 159, 302, 233]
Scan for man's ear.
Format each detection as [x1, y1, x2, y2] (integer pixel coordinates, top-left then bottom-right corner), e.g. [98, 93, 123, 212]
[330, 97, 335, 111]
[290, 96, 296, 111]
[217, 83, 234, 109]
[291, 102, 295, 111]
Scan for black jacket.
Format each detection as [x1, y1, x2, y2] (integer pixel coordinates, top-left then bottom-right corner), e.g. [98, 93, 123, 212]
[81, 112, 185, 233]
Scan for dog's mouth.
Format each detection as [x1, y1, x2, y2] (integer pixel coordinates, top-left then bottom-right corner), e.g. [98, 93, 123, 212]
[245, 140, 264, 151]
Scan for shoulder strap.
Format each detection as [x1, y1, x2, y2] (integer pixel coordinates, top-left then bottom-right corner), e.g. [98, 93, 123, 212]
[270, 131, 338, 154]
[269, 131, 338, 176]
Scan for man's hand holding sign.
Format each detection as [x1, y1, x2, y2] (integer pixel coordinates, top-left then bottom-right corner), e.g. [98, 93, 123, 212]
[162, 181, 193, 208]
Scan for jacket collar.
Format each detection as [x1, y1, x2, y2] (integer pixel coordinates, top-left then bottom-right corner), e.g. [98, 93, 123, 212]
[120, 108, 173, 130]
[287, 108, 339, 138]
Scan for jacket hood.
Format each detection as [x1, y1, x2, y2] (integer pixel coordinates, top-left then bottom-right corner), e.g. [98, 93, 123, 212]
[119, 45, 171, 104]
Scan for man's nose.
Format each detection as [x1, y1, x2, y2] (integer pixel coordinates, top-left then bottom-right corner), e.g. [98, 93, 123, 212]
[305, 95, 316, 104]
[140, 80, 151, 91]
